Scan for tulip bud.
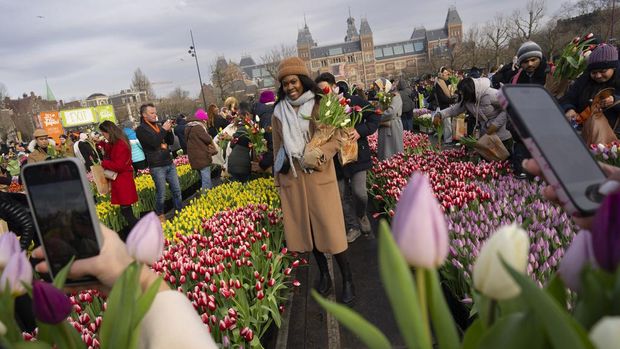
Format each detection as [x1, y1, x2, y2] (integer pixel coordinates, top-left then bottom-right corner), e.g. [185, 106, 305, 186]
[0, 232, 20, 270]
[126, 212, 164, 265]
[0, 251, 32, 296]
[473, 224, 529, 300]
[391, 173, 449, 268]
[590, 192, 620, 271]
[558, 230, 597, 292]
[589, 317, 620, 349]
[32, 280, 72, 324]
[0, 320, 5, 336]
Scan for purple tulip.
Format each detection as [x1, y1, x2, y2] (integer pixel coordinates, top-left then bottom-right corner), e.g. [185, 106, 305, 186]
[32, 280, 72, 324]
[0, 251, 32, 295]
[0, 232, 20, 269]
[591, 192, 620, 271]
[126, 212, 164, 265]
[391, 172, 449, 268]
[558, 230, 597, 291]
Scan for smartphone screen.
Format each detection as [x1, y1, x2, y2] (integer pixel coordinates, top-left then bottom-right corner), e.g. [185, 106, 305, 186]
[22, 159, 101, 282]
[502, 85, 607, 214]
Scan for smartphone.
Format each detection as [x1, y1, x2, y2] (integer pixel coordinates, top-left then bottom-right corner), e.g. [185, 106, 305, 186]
[500, 84, 607, 216]
[21, 158, 102, 284]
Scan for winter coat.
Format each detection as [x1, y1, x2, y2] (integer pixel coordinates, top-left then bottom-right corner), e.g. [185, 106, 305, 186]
[431, 79, 455, 109]
[559, 70, 620, 131]
[77, 141, 99, 169]
[27, 147, 49, 164]
[508, 57, 550, 86]
[174, 120, 187, 153]
[440, 78, 512, 141]
[208, 115, 231, 139]
[136, 120, 174, 168]
[101, 140, 138, 206]
[378, 93, 404, 161]
[398, 81, 415, 114]
[272, 102, 347, 254]
[227, 129, 251, 177]
[341, 95, 380, 177]
[123, 127, 146, 163]
[184, 116, 214, 170]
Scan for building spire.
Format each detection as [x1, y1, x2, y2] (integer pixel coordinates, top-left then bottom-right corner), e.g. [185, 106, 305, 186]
[44, 77, 56, 101]
[304, 13, 307, 28]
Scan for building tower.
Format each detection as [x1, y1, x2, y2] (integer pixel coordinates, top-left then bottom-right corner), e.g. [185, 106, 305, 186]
[344, 8, 359, 42]
[359, 17, 376, 87]
[297, 16, 316, 71]
[445, 6, 463, 46]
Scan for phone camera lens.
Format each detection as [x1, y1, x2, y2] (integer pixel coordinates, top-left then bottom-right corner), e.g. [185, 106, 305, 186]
[586, 184, 605, 203]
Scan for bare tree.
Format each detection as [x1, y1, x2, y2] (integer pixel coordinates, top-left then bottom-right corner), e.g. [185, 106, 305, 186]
[260, 44, 297, 81]
[461, 25, 487, 69]
[157, 87, 197, 117]
[0, 82, 7, 108]
[131, 68, 155, 99]
[513, 0, 547, 41]
[210, 59, 245, 103]
[484, 15, 511, 67]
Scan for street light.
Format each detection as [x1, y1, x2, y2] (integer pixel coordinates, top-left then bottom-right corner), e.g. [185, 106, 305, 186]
[188, 29, 208, 110]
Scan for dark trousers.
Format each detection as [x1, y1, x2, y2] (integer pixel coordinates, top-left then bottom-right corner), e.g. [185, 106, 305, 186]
[401, 110, 414, 132]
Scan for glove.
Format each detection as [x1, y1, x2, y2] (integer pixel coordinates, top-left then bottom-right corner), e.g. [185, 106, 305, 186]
[433, 113, 442, 127]
[486, 124, 498, 135]
[302, 147, 325, 170]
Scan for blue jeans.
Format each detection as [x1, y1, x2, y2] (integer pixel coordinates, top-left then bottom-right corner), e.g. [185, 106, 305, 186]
[200, 166, 212, 190]
[150, 164, 183, 215]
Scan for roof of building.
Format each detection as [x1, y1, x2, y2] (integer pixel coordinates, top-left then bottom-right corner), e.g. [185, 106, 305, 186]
[310, 41, 361, 59]
[360, 18, 372, 35]
[239, 56, 256, 67]
[445, 6, 462, 26]
[297, 24, 316, 46]
[426, 28, 448, 41]
[410, 26, 427, 40]
[374, 39, 426, 61]
[86, 93, 108, 100]
[345, 16, 359, 42]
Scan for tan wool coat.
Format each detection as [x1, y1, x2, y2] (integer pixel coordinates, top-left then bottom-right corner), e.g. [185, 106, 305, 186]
[272, 104, 348, 254]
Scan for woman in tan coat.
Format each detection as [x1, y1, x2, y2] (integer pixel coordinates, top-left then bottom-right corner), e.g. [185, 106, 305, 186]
[272, 57, 355, 305]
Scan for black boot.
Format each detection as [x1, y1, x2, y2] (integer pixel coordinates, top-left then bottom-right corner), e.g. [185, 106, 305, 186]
[313, 248, 332, 296]
[334, 251, 356, 305]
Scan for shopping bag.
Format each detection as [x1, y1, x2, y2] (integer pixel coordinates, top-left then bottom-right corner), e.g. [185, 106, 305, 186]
[474, 134, 510, 161]
[91, 164, 110, 195]
[338, 127, 359, 166]
[452, 115, 467, 141]
[582, 113, 619, 146]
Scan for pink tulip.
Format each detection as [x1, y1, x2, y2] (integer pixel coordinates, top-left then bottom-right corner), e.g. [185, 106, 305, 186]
[0, 232, 20, 269]
[0, 251, 32, 295]
[391, 172, 449, 268]
[126, 212, 164, 264]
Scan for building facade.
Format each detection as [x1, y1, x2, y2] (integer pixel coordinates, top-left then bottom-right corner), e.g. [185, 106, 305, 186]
[297, 7, 462, 87]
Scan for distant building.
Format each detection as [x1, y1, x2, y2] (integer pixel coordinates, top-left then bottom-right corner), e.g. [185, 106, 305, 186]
[109, 89, 149, 123]
[4, 92, 58, 140]
[239, 56, 276, 89]
[84, 93, 110, 107]
[297, 7, 463, 87]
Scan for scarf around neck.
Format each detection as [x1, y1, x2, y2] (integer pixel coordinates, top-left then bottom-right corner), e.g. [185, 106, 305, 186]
[436, 78, 452, 98]
[274, 90, 316, 177]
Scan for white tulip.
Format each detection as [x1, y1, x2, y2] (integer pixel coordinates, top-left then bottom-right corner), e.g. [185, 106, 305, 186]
[473, 224, 529, 300]
[589, 317, 620, 349]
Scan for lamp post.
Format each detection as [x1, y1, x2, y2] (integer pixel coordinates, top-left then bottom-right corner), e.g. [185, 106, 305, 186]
[188, 29, 208, 109]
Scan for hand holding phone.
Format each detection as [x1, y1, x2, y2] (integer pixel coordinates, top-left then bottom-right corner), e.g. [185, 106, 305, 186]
[21, 158, 102, 285]
[500, 85, 608, 216]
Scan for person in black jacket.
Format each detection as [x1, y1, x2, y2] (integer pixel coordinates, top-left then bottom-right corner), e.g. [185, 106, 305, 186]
[398, 80, 415, 131]
[135, 103, 183, 222]
[431, 67, 457, 144]
[252, 90, 275, 172]
[315, 73, 380, 243]
[173, 115, 187, 154]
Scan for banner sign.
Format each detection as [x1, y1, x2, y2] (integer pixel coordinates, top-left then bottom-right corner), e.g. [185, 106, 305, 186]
[58, 106, 117, 127]
[95, 105, 116, 124]
[39, 111, 64, 143]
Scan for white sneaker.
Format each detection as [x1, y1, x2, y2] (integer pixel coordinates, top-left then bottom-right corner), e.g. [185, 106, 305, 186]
[347, 228, 362, 243]
[359, 216, 371, 234]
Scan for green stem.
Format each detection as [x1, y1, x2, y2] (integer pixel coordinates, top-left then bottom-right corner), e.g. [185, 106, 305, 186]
[415, 268, 432, 345]
[485, 299, 497, 328]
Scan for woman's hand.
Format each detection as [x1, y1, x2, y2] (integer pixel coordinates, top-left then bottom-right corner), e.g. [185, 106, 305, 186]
[302, 147, 325, 170]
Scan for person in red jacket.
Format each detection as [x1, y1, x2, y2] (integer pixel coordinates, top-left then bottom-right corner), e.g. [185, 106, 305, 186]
[99, 120, 139, 236]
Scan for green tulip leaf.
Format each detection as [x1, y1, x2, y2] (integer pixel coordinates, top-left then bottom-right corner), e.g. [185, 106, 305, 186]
[574, 267, 614, 330]
[132, 275, 162, 328]
[545, 274, 567, 308]
[566, 56, 579, 69]
[100, 262, 140, 349]
[377, 220, 432, 349]
[13, 342, 54, 349]
[500, 259, 595, 349]
[53, 256, 75, 289]
[461, 319, 484, 349]
[478, 312, 546, 349]
[425, 269, 459, 349]
[311, 290, 391, 349]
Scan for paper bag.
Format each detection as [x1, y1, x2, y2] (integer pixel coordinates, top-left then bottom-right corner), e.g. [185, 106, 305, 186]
[474, 134, 509, 161]
[307, 124, 336, 150]
[452, 115, 467, 141]
[91, 164, 110, 195]
[339, 128, 359, 166]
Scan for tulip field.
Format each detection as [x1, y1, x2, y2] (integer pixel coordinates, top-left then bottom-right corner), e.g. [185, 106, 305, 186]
[366, 132, 578, 304]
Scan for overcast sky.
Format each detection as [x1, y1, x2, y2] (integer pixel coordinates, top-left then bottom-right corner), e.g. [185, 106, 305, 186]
[0, 0, 566, 102]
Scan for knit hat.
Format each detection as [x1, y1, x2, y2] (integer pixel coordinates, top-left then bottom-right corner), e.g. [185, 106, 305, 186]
[33, 129, 48, 138]
[517, 41, 543, 65]
[259, 90, 276, 104]
[194, 108, 209, 121]
[277, 57, 310, 81]
[587, 44, 619, 71]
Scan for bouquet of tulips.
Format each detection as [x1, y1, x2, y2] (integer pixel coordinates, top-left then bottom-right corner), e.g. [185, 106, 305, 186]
[237, 115, 269, 158]
[590, 142, 620, 167]
[553, 33, 596, 81]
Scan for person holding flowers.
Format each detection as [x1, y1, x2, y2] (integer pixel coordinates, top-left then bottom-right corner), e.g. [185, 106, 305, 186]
[272, 57, 356, 305]
[374, 77, 404, 160]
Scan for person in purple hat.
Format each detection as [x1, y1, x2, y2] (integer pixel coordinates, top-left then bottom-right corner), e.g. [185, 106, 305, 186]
[251, 90, 276, 171]
[560, 43, 620, 132]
